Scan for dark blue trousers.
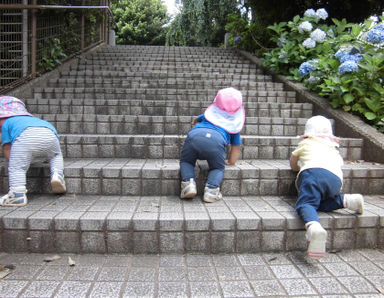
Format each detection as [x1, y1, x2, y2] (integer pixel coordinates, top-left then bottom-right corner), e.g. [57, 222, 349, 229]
[180, 128, 226, 188]
[296, 168, 344, 224]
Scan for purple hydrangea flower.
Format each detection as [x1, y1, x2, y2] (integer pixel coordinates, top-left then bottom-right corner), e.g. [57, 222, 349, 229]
[234, 36, 242, 44]
[338, 60, 359, 74]
[303, 38, 316, 49]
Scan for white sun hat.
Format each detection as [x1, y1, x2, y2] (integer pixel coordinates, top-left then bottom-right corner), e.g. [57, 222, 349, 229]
[302, 115, 340, 146]
[204, 87, 245, 133]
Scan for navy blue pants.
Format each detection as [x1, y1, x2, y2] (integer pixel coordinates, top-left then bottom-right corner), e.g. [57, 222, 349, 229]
[180, 128, 226, 188]
[296, 168, 344, 224]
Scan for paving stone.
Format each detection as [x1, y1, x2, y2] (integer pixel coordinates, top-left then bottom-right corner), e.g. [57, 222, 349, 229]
[89, 282, 123, 298]
[250, 279, 287, 296]
[55, 281, 92, 298]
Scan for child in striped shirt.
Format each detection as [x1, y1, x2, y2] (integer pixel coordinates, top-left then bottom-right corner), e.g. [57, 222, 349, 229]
[0, 96, 66, 207]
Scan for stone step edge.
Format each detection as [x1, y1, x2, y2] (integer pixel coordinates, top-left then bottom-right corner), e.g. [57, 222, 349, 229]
[0, 159, 382, 196]
[0, 195, 383, 254]
[0, 136, 363, 161]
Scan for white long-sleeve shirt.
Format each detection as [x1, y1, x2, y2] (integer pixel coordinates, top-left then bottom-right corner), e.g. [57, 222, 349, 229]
[291, 136, 344, 181]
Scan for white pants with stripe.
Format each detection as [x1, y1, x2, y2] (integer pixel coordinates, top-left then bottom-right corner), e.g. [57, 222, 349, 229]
[8, 127, 64, 190]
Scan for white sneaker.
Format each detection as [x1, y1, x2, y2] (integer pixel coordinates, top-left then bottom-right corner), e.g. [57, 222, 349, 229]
[51, 171, 66, 194]
[203, 187, 222, 203]
[344, 194, 364, 214]
[306, 221, 327, 259]
[0, 187, 27, 207]
[180, 178, 197, 199]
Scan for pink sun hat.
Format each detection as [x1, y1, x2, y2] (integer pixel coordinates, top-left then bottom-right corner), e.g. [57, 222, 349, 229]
[0, 96, 32, 119]
[204, 87, 245, 133]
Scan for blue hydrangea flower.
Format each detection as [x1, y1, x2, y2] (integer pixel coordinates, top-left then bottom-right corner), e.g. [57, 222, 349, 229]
[316, 8, 328, 20]
[310, 28, 326, 42]
[340, 53, 363, 63]
[338, 60, 359, 74]
[299, 60, 317, 77]
[278, 51, 288, 59]
[306, 75, 321, 85]
[374, 24, 384, 31]
[366, 24, 384, 44]
[234, 36, 242, 44]
[303, 38, 316, 49]
[368, 16, 379, 23]
[277, 37, 286, 47]
[304, 9, 316, 18]
[335, 50, 350, 61]
[327, 29, 335, 38]
[298, 21, 313, 33]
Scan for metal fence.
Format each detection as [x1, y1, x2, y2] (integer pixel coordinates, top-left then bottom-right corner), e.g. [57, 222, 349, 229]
[0, 0, 112, 94]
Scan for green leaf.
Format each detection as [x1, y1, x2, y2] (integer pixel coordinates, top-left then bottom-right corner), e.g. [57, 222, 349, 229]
[364, 112, 376, 120]
[343, 105, 351, 111]
[343, 93, 354, 104]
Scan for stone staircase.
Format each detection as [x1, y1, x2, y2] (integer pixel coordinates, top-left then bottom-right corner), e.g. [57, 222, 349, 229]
[0, 45, 383, 254]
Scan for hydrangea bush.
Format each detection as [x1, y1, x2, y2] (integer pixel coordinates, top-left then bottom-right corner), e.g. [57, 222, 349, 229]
[262, 9, 384, 132]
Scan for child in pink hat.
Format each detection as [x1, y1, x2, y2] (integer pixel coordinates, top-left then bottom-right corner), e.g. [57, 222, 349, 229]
[0, 96, 66, 207]
[290, 115, 364, 258]
[180, 87, 245, 202]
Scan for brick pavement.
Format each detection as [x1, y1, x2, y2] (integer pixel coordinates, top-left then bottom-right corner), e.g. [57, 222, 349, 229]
[1, 249, 384, 297]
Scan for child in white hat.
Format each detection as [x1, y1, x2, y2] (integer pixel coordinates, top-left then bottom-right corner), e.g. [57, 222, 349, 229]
[180, 87, 245, 203]
[290, 115, 364, 258]
[0, 96, 66, 207]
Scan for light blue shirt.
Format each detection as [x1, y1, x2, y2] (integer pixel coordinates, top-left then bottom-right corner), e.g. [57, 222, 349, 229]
[1, 115, 58, 145]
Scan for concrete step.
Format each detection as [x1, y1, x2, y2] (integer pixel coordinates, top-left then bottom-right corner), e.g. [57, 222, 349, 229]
[75, 59, 261, 69]
[69, 64, 264, 75]
[94, 45, 245, 55]
[25, 99, 312, 118]
[60, 70, 273, 83]
[0, 134, 357, 160]
[32, 87, 297, 102]
[34, 115, 309, 136]
[0, 159, 382, 196]
[46, 78, 284, 90]
[60, 69, 272, 81]
[81, 55, 249, 64]
[0, 194, 383, 254]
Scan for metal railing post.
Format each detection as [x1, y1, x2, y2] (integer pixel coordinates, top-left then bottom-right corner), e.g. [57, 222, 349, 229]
[22, 0, 28, 77]
[31, 0, 37, 78]
[81, 0, 85, 50]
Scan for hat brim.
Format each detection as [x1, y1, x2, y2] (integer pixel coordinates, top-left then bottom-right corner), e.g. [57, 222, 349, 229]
[204, 104, 245, 134]
[0, 97, 32, 119]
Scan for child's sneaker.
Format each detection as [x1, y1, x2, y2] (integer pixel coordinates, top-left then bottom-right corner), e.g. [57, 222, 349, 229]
[180, 178, 197, 199]
[0, 187, 27, 207]
[306, 221, 327, 259]
[344, 194, 364, 214]
[203, 187, 222, 203]
[51, 171, 66, 194]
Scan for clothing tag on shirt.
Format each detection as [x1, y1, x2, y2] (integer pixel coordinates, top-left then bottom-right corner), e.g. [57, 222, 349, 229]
[205, 133, 211, 138]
